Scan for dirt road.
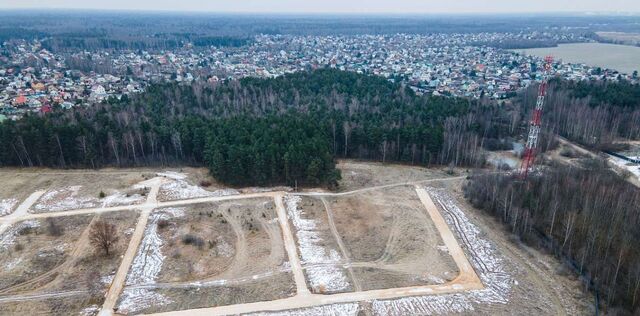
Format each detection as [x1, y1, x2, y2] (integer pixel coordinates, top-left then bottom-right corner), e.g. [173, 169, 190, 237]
[141, 186, 483, 316]
[274, 194, 310, 296]
[0, 190, 45, 235]
[0, 174, 482, 316]
[99, 178, 163, 316]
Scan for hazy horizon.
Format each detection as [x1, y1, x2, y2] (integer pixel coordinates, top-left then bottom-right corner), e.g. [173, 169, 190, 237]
[0, 0, 638, 15]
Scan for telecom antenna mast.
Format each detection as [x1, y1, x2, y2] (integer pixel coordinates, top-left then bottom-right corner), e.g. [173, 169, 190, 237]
[520, 56, 554, 179]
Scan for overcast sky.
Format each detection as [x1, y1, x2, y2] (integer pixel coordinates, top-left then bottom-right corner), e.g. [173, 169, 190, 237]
[0, 0, 638, 14]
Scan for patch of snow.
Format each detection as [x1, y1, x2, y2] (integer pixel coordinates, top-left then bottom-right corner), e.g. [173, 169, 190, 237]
[608, 155, 640, 178]
[284, 195, 350, 292]
[123, 227, 135, 236]
[426, 275, 446, 284]
[0, 198, 19, 216]
[54, 243, 69, 253]
[243, 186, 292, 193]
[157, 207, 185, 218]
[372, 187, 513, 315]
[160, 179, 239, 201]
[101, 273, 115, 285]
[117, 288, 173, 314]
[125, 213, 166, 286]
[117, 209, 182, 313]
[0, 220, 40, 250]
[373, 293, 474, 315]
[250, 302, 359, 316]
[100, 192, 145, 208]
[4, 257, 22, 271]
[157, 171, 188, 180]
[32, 186, 97, 212]
[79, 304, 100, 316]
[215, 238, 234, 257]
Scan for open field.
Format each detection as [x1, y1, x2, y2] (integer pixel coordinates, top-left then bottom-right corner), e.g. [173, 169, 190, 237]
[0, 211, 139, 315]
[597, 32, 640, 46]
[0, 162, 594, 315]
[335, 160, 453, 192]
[516, 43, 640, 74]
[324, 185, 458, 291]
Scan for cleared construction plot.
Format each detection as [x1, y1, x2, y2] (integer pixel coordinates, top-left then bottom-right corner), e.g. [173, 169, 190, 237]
[115, 199, 295, 314]
[0, 163, 594, 316]
[285, 185, 460, 294]
[336, 160, 453, 192]
[0, 211, 139, 315]
[323, 185, 459, 291]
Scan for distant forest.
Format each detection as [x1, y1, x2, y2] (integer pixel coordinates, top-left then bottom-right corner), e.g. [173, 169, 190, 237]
[2, 11, 637, 51]
[0, 69, 474, 187]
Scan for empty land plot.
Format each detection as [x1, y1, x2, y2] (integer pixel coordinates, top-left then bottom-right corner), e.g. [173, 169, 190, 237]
[0, 169, 154, 214]
[336, 161, 451, 192]
[116, 198, 295, 315]
[156, 170, 239, 202]
[285, 195, 355, 294]
[132, 272, 296, 315]
[324, 185, 459, 291]
[0, 211, 139, 315]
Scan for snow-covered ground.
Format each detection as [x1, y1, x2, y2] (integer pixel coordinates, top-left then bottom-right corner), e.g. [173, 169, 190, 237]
[117, 208, 185, 314]
[79, 305, 100, 316]
[0, 220, 40, 251]
[0, 198, 19, 216]
[100, 191, 145, 208]
[250, 303, 360, 316]
[371, 187, 513, 315]
[608, 155, 640, 179]
[32, 184, 148, 213]
[157, 171, 239, 201]
[32, 186, 98, 212]
[284, 195, 350, 293]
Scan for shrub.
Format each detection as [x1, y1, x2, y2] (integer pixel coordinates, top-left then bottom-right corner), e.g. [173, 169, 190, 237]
[46, 218, 64, 236]
[157, 219, 170, 229]
[182, 234, 204, 249]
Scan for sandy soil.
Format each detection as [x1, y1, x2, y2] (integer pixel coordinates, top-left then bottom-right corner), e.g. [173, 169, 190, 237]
[335, 160, 453, 192]
[155, 199, 287, 282]
[326, 185, 458, 291]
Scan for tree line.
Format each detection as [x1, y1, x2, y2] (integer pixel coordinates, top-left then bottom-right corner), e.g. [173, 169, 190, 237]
[465, 163, 640, 314]
[0, 69, 473, 186]
[516, 79, 640, 149]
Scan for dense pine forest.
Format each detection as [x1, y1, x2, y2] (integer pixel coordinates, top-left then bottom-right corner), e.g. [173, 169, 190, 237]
[0, 69, 471, 187]
[465, 163, 640, 314]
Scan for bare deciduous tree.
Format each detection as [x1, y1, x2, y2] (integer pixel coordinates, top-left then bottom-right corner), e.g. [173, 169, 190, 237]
[89, 221, 119, 256]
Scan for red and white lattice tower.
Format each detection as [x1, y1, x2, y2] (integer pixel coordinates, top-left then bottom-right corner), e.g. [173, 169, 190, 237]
[520, 56, 554, 179]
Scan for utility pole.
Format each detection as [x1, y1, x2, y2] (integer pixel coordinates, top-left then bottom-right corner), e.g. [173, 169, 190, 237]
[520, 56, 554, 179]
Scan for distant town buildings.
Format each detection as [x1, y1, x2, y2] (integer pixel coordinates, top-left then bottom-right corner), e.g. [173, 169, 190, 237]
[0, 31, 635, 120]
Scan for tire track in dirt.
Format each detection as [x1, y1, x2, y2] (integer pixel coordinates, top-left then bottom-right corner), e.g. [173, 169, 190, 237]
[321, 197, 362, 292]
[0, 214, 99, 295]
[213, 203, 248, 280]
[375, 215, 400, 264]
